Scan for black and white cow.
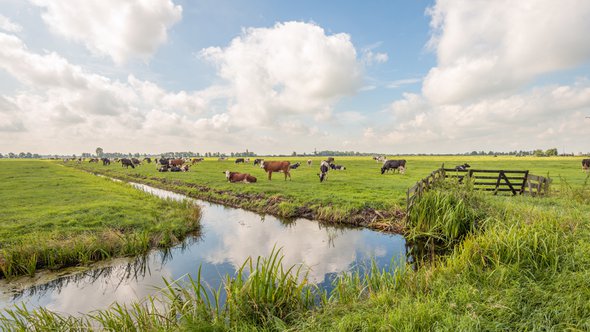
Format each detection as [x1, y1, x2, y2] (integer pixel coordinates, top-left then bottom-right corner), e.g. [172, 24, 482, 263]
[253, 158, 264, 166]
[381, 159, 406, 174]
[290, 162, 301, 169]
[330, 164, 346, 170]
[455, 163, 471, 171]
[235, 158, 245, 164]
[318, 160, 330, 182]
[582, 159, 590, 172]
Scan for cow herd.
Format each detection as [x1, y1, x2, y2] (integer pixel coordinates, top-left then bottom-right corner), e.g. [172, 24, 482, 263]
[67, 156, 590, 185]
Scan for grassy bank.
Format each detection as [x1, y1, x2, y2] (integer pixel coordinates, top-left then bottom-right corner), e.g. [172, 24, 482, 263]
[2, 174, 589, 330]
[65, 156, 588, 232]
[0, 160, 201, 278]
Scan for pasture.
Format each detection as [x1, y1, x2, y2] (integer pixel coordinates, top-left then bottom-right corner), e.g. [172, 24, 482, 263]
[0, 160, 201, 278]
[67, 155, 589, 228]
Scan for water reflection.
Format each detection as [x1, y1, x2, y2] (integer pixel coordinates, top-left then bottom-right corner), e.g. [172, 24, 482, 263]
[0, 180, 406, 315]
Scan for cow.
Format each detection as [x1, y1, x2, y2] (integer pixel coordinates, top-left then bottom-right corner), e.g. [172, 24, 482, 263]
[290, 162, 301, 169]
[381, 159, 406, 174]
[307, 159, 312, 167]
[191, 158, 203, 165]
[131, 158, 141, 166]
[158, 158, 170, 166]
[235, 158, 245, 164]
[89, 158, 99, 163]
[143, 157, 152, 164]
[245, 158, 250, 163]
[253, 158, 264, 166]
[224, 170, 257, 183]
[454, 163, 471, 171]
[101, 158, 111, 166]
[330, 164, 346, 170]
[326, 157, 335, 164]
[181, 165, 190, 172]
[120, 158, 135, 169]
[318, 160, 330, 182]
[583, 159, 590, 173]
[158, 166, 169, 172]
[169, 158, 184, 167]
[260, 160, 291, 180]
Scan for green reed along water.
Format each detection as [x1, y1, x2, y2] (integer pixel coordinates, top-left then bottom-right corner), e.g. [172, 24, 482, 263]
[0, 160, 201, 278]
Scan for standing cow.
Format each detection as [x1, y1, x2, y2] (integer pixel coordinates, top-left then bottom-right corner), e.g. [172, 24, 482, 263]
[120, 158, 135, 169]
[235, 158, 245, 164]
[583, 159, 590, 173]
[318, 161, 330, 182]
[381, 160, 406, 174]
[307, 159, 312, 167]
[260, 161, 291, 180]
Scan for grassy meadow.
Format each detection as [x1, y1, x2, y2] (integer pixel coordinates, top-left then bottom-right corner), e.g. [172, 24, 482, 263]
[2, 160, 589, 330]
[67, 155, 589, 229]
[0, 160, 201, 278]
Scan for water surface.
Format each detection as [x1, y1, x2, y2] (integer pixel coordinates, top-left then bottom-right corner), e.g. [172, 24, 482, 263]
[0, 180, 406, 315]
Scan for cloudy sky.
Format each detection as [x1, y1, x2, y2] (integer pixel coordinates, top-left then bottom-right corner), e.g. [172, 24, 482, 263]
[1, 0, 589, 155]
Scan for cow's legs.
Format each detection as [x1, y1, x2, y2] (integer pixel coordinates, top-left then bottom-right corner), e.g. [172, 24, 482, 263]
[285, 170, 291, 180]
[268, 171, 272, 180]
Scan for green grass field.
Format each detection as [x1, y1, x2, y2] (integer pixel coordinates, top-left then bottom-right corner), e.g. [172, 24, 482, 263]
[67, 155, 589, 228]
[2, 163, 589, 330]
[0, 160, 201, 278]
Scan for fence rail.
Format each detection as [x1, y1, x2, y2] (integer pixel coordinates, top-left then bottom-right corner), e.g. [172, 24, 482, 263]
[406, 165, 551, 212]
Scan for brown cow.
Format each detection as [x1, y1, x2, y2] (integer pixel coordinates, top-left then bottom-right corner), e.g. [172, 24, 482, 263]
[260, 161, 291, 180]
[191, 158, 204, 165]
[169, 158, 185, 167]
[224, 170, 257, 183]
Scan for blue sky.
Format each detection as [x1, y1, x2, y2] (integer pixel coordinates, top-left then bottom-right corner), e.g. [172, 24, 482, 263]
[1, 0, 589, 155]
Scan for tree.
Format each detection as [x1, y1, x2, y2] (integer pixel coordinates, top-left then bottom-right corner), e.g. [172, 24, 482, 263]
[96, 147, 104, 157]
[292, 151, 297, 156]
[545, 148, 558, 156]
[533, 149, 545, 157]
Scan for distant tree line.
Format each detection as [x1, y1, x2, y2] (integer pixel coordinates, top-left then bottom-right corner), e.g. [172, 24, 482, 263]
[0, 152, 41, 158]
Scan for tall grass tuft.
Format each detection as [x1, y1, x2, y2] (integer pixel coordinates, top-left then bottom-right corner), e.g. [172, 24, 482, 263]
[406, 182, 488, 250]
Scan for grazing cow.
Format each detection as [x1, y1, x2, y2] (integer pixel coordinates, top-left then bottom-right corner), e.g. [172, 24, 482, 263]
[330, 164, 346, 170]
[191, 158, 204, 165]
[290, 162, 301, 169]
[583, 159, 590, 172]
[307, 159, 312, 167]
[253, 158, 264, 166]
[143, 157, 152, 164]
[235, 158, 245, 164]
[158, 158, 170, 166]
[260, 161, 291, 180]
[101, 158, 111, 166]
[224, 170, 257, 183]
[131, 158, 142, 166]
[121, 158, 135, 169]
[169, 158, 184, 167]
[454, 163, 471, 171]
[318, 161, 330, 182]
[381, 159, 406, 174]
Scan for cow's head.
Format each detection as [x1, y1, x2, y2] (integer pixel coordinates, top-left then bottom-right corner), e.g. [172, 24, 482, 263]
[399, 166, 405, 174]
[380, 166, 386, 175]
[224, 170, 230, 180]
[259, 160, 265, 168]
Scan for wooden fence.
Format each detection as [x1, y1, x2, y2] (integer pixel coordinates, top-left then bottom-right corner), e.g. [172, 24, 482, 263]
[406, 165, 551, 212]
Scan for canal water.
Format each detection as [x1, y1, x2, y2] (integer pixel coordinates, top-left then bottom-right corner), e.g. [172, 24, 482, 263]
[0, 180, 406, 315]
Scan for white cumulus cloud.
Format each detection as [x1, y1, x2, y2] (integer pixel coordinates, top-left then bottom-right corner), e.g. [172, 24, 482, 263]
[31, 0, 182, 64]
[0, 15, 22, 33]
[200, 21, 362, 127]
[423, 0, 590, 104]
